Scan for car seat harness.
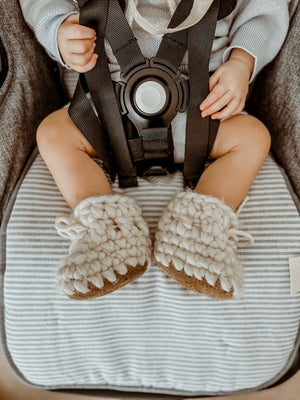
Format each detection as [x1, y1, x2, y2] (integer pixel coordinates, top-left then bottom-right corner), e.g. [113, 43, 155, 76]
[69, 0, 237, 187]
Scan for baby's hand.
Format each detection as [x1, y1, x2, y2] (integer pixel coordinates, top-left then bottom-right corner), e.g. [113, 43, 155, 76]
[200, 49, 255, 120]
[57, 13, 98, 73]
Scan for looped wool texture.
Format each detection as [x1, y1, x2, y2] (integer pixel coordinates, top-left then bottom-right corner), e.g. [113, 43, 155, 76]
[154, 191, 253, 297]
[55, 195, 151, 297]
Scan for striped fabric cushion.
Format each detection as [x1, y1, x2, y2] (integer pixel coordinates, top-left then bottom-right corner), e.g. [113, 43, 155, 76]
[2, 153, 300, 396]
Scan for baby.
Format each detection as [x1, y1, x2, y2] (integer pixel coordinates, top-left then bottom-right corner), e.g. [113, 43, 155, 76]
[20, 0, 290, 300]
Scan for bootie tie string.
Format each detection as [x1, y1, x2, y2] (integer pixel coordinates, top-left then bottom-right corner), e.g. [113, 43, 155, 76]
[55, 215, 88, 240]
[228, 228, 254, 248]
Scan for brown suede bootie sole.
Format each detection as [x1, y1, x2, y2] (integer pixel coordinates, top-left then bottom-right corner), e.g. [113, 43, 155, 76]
[69, 263, 148, 300]
[158, 262, 233, 300]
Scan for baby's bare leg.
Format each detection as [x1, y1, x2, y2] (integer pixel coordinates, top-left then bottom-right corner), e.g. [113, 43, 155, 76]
[195, 114, 271, 210]
[37, 107, 113, 210]
[154, 114, 270, 298]
[39, 108, 151, 300]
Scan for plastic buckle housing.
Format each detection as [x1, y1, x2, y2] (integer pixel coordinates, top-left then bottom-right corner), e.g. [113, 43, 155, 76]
[118, 58, 189, 136]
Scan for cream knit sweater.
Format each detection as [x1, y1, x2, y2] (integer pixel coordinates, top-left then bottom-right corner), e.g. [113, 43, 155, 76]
[20, 0, 293, 81]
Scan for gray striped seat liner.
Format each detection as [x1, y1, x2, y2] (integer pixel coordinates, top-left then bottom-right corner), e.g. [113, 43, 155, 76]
[1, 152, 300, 396]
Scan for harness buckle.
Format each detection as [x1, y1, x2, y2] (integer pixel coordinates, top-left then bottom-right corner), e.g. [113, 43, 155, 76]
[118, 58, 189, 137]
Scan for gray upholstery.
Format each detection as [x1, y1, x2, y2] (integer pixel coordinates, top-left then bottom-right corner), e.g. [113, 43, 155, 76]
[247, 1, 300, 199]
[0, 0, 65, 221]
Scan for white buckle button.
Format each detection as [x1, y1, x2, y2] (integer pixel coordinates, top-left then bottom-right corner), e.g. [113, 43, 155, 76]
[135, 80, 167, 115]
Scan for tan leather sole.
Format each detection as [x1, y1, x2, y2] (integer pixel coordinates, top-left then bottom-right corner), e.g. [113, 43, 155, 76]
[158, 262, 233, 300]
[70, 263, 148, 300]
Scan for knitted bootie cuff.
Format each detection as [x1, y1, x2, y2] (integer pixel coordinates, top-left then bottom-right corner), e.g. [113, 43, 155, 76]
[154, 191, 253, 299]
[55, 195, 151, 300]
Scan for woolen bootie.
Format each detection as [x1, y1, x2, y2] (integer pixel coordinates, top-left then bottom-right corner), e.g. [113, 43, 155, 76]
[55, 195, 151, 300]
[154, 191, 253, 300]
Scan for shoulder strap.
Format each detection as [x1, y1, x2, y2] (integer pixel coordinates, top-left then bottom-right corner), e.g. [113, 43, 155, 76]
[118, 0, 126, 12]
[105, 0, 145, 76]
[184, 0, 220, 186]
[156, 0, 221, 186]
[118, 0, 236, 20]
[156, 0, 193, 70]
[69, 0, 138, 187]
[218, 0, 237, 20]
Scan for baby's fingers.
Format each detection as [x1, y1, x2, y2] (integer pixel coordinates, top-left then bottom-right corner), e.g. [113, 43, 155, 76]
[64, 14, 96, 40]
[211, 99, 244, 120]
[200, 82, 227, 114]
[69, 53, 99, 73]
[200, 90, 231, 118]
[67, 38, 96, 54]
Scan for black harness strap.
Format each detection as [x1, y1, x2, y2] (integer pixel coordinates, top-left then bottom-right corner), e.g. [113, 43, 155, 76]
[156, 0, 193, 70]
[184, 0, 220, 187]
[106, 0, 145, 76]
[218, 0, 236, 20]
[68, 0, 113, 177]
[69, 76, 112, 173]
[69, 0, 138, 187]
[156, 0, 220, 187]
[157, 0, 235, 71]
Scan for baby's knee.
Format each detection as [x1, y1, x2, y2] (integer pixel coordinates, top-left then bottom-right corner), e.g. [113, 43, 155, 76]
[36, 108, 80, 160]
[36, 111, 63, 155]
[236, 115, 271, 158]
[37, 108, 98, 159]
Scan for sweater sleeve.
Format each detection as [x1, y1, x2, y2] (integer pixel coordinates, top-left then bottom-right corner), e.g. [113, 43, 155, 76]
[222, 0, 290, 83]
[19, 0, 79, 67]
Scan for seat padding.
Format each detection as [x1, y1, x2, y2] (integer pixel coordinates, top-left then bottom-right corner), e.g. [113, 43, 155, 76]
[1, 154, 300, 396]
